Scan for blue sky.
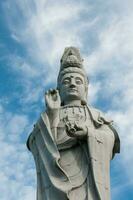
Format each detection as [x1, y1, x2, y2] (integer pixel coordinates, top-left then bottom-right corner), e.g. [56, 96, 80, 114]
[0, 0, 133, 199]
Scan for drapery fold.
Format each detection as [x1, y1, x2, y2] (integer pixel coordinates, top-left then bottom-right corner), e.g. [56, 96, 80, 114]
[27, 106, 120, 200]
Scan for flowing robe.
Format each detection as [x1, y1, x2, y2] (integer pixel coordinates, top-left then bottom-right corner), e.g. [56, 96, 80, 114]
[27, 106, 120, 200]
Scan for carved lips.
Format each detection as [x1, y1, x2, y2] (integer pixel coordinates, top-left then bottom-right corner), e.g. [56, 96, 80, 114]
[68, 88, 78, 93]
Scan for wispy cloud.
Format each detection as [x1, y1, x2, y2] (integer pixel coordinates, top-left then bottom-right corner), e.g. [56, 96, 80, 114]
[1, 0, 133, 199]
[0, 103, 36, 200]
[4, 0, 92, 65]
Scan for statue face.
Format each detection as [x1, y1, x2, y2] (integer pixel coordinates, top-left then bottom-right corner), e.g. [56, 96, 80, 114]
[59, 72, 87, 104]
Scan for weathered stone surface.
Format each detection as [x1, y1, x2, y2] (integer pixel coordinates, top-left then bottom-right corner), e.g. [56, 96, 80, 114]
[27, 47, 120, 200]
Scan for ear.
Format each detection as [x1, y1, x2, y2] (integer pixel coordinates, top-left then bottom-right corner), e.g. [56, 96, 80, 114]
[81, 85, 88, 105]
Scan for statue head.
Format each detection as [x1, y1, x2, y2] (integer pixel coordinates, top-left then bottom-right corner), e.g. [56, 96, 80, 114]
[57, 47, 89, 105]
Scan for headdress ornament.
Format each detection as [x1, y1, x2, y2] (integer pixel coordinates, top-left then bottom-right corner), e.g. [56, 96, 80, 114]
[58, 47, 87, 83]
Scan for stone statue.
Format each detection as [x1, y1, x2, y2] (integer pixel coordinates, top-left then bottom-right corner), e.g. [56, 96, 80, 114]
[27, 47, 120, 200]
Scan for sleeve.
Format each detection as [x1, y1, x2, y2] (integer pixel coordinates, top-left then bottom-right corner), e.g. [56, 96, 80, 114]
[99, 111, 120, 157]
[108, 123, 120, 158]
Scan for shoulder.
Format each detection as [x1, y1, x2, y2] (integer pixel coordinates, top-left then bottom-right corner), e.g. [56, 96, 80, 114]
[87, 106, 113, 126]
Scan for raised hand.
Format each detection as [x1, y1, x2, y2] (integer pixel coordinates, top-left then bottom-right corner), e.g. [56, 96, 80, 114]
[45, 89, 61, 110]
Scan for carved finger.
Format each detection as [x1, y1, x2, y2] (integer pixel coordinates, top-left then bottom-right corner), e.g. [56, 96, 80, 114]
[56, 90, 61, 99]
[74, 121, 78, 128]
[52, 89, 57, 94]
[75, 122, 83, 130]
[55, 89, 59, 94]
[53, 94, 58, 101]
[65, 124, 69, 131]
[74, 122, 81, 131]
[45, 95, 50, 106]
[47, 90, 53, 98]
[65, 122, 70, 128]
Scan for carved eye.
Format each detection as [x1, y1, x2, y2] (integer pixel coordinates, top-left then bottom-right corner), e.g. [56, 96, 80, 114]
[62, 78, 70, 85]
[75, 77, 83, 85]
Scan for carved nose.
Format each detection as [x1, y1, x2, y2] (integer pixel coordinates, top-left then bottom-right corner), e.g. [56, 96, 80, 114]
[70, 84, 76, 88]
[70, 79, 76, 88]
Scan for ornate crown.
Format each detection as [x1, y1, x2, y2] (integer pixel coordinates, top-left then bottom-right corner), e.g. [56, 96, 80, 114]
[60, 47, 83, 69]
[58, 47, 87, 83]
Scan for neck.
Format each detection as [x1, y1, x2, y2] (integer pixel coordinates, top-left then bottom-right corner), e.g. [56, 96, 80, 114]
[64, 99, 81, 106]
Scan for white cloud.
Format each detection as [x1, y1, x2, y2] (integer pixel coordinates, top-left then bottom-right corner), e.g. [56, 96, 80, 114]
[0, 104, 36, 200]
[1, 0, 133, 199]
[87, 82, 101, 105]
[5, 0, 90, 65]
[0, 105, 29, 142]
[0, 140, 36, 199]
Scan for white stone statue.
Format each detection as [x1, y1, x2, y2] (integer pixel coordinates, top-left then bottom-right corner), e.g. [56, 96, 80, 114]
[27, 47, 120, 200]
